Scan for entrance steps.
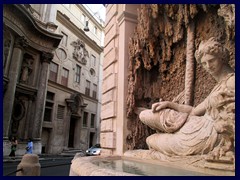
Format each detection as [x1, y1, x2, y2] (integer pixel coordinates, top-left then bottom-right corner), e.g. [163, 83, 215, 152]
[60, 148, 85, 157]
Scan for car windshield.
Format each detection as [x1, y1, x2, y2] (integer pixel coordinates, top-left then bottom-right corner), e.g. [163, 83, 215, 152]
[92, 144, 101, 148]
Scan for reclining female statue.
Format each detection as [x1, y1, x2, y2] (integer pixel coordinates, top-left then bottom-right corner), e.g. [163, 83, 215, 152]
[139, 37, 235, 161]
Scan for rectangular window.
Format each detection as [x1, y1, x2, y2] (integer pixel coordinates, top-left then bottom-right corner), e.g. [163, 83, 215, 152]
[46, 91, 55, 101]
[93, 26, 97, 35]
[61, 32, 68, 46]
[49, 62, 58, 82]
[91, 55, 96, 67]
[81, 14, 86, 23]
[75, 65, 81, 84]
[44, 108, 52, 122]
[85, 80, 90, 96]
[44, 91, 55, 122]
[90, 114, 95, 128]
[57, 105, 65, 119]
[83, 112, 88, 127]
[92, 84, 97, 99]
[61, 68, 69, 86]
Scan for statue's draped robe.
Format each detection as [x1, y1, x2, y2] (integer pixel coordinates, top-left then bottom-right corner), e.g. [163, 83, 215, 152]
[140, 73, 235, 156]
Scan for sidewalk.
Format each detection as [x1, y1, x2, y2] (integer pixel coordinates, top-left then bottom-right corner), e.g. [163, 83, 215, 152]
[3, 156, 24, 163]
[3, 154, 75, 163]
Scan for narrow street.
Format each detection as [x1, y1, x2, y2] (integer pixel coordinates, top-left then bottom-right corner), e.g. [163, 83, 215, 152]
[3, 157, 72, 176]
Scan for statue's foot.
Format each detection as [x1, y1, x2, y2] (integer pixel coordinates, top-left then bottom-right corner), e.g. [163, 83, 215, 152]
[205, 149, 234, 164]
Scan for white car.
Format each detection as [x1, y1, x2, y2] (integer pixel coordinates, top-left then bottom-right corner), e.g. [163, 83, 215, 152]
[86, 144, 101, 156]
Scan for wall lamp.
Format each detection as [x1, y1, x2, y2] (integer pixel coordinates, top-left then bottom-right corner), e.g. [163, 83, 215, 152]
[83, 4, 105, 32]
[83, 21, 90, 32]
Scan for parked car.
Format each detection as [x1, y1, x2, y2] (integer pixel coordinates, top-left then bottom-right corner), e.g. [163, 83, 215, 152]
[86, 144, 101, 156]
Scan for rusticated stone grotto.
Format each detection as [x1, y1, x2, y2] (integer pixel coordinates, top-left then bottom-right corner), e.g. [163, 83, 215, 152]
[126, 4, 235, 150]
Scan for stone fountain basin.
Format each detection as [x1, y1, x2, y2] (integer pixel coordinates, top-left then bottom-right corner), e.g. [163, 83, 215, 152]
[69, 151, 235, 176]
[70, 155, 138, 176]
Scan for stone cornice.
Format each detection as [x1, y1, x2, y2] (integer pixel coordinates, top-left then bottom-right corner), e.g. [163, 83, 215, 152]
[16, 83, 38, 100]
[57, 10, 103, 54]
[48, 80, 98, 103]
[3, 4, 62, 51]
[14, 36, 29, 49]
[75, 4, 104, 30]
[117, 11, 138, 26]
[16, 4, 62, 43]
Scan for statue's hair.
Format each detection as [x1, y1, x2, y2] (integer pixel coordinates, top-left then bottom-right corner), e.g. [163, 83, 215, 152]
[195, 37, 229, 64]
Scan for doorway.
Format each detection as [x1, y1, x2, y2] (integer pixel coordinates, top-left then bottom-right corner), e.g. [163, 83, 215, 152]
[68, 116, 76, 148]
[89, 132, 95, 148]
[41, 128, 52, 153]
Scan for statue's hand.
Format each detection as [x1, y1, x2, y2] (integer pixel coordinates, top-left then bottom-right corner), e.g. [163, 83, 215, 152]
[219, 90, 235, 100]
[212, 90, 235, 108]
[152, 101, 169, 113]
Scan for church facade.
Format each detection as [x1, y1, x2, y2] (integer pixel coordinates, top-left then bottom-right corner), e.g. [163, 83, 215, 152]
[3, 4, 104, 155]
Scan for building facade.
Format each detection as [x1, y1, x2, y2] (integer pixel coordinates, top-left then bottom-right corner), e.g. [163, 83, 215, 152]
[3, 4, 104, 155]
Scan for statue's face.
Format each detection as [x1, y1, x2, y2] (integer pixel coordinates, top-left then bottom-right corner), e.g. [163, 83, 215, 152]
[201, 54, 223, 75]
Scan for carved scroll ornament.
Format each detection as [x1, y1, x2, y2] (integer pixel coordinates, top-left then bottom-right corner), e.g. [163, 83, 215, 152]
[71, 39, 89, 65]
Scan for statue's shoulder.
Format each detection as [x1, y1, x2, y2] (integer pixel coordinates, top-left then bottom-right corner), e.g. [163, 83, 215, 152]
[226, 73, 235, 90]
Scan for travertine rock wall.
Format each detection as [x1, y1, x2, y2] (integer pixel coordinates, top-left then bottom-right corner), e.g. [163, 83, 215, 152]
[126, 4, 235, 150]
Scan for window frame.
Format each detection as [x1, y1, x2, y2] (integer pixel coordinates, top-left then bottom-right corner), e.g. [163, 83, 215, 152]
[90, 114, 95, 128]
[57, 105, 65, 120]
[61, 31, 68, 47]
[83, 111, 88, 127]
[49, 62, 58, 82]
[44, 91, 55, 122]
[91, 55, 96, 67]
[85, 80, 90, 96]
[61, 67, 69, 86]
[93, 26, 97, 35]
[75, 65, 81, 84]
[92, 84, 97, 99]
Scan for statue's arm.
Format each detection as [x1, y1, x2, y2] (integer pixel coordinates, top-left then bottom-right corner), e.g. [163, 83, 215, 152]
[152, 99, 207, 116]
[190, 100, 206, 116]
[152, 101, 193, 114]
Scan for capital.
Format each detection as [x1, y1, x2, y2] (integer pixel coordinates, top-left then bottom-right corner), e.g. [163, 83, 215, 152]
[14, 36, 29, 49]
[40, 51, 54, 63]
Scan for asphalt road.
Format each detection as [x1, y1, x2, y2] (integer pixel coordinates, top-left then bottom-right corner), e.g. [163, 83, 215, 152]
[3, 157, 72, 176]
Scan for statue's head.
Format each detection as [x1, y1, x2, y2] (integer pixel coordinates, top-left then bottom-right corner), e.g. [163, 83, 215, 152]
[195, 37, 231, 76]
[195, 37, 229, 65]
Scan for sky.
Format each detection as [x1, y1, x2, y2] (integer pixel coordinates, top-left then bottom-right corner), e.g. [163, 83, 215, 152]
[83, 4, 106, 22]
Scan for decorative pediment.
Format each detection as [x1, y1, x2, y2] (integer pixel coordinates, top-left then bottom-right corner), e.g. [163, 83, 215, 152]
[65, 93, 87, 115]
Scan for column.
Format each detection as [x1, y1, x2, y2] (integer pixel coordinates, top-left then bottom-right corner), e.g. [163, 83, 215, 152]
[3, 36, 28, 139]
[31, 51, 53, 153]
